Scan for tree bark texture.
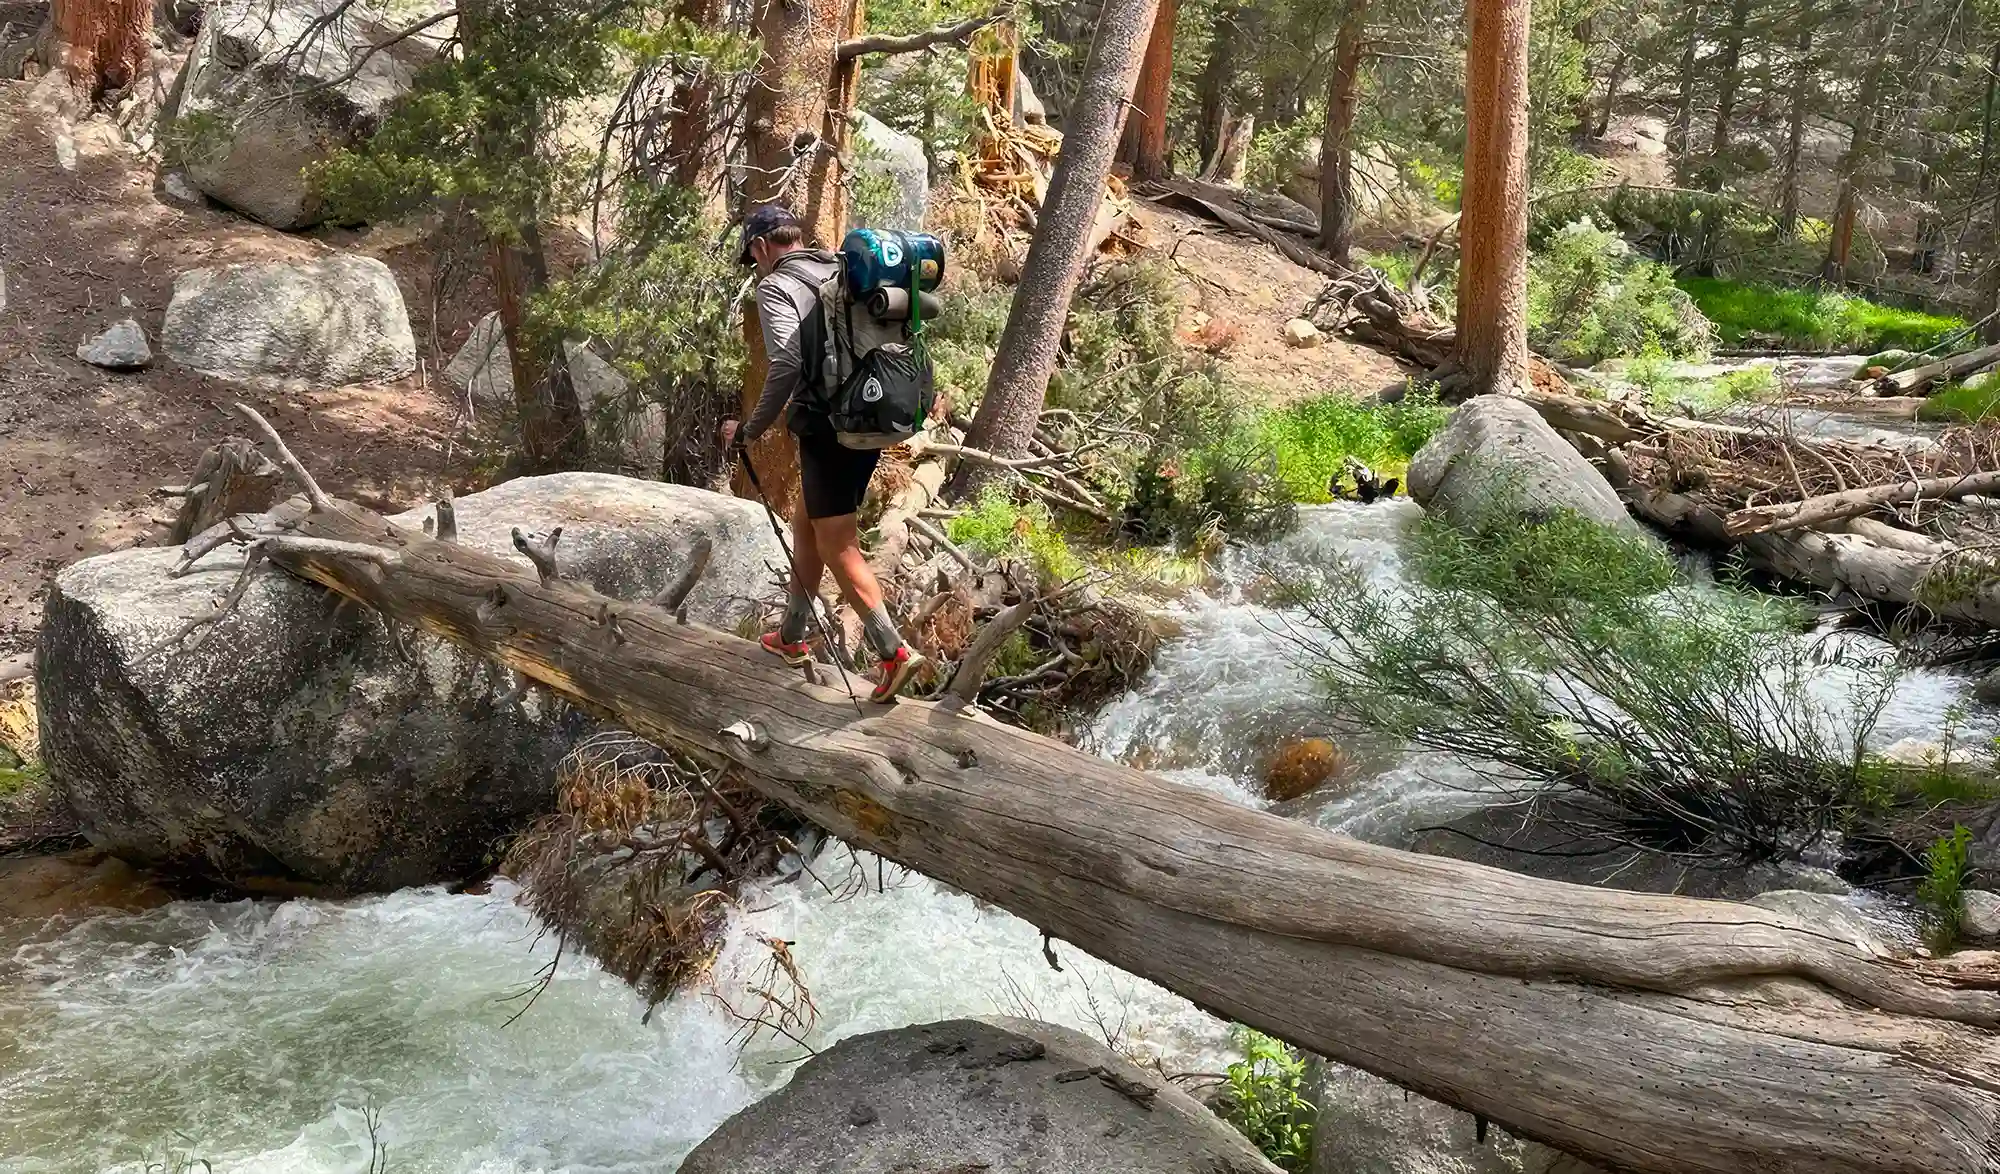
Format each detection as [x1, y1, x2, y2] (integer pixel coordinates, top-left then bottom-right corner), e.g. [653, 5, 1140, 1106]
[1590, 48, 1625, 140]
[488, 224, 587, 474]
[1667, 3, 1703, 165]
[733, 296, 801, 520]
[1194, 0, 1238, 172]
[1824, 1, 1904, 284]
[950, 0, 1162, 499]
[1776, 15, 1815, 238]
[222, 491, 2000, 1174]
[666, 0, 725, 189]
[1707, 0, 1750, 169]
[744, 0, 862, 243]
[1117, 0, 1178, 182]
[46, 0, 151, 94]
[1449, 0, 1531, 398]
[1317, 0, 1369, 265]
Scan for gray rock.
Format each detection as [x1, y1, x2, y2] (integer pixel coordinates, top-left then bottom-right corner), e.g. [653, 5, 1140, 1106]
[1975, 666, 2000, 707]
[160, 169, 205, 206]
[162, 255, 416, 387]
[76, 319, 153, 369]
[176, 0, 447, 228]
[1307, 1059, 1597, 1174]
[680, 1018, 1279, 1174]
[38, 475, 783, 891]
[848, 111, 929, 232]
[1408, 395, 1636, 531]
[1961, 890, 2000, 944]
[443, 312, 664, 473]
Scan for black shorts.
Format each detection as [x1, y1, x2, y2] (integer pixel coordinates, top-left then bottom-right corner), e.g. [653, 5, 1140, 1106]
[797, 430, 882, 520]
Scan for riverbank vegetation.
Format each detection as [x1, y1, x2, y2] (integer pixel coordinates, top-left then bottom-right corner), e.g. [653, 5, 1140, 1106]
[1676, 277, 1966, 355]
[1287, 498, 1903, 864]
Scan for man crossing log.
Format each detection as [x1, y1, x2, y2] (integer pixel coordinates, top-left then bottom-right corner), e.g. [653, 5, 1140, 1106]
[156, 405, 2000, 1174]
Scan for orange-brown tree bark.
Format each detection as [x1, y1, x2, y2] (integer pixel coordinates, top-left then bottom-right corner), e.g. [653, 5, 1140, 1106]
[665, 0, 726, 189]
[744, 0, 864, 243]
[43, 0, 151, 95]
[1446, 0, 1531, 399]
[1317, 0, 1369, 265]
[1117, 0, 1178, 182]
[1823, 0, 1904, 284]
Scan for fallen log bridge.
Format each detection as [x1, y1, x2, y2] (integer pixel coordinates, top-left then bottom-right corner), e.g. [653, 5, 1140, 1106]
[179, 415, 2000, 1174]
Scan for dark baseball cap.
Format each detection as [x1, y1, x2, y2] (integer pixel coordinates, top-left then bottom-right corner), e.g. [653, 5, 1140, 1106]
[739, 204, 802, 264]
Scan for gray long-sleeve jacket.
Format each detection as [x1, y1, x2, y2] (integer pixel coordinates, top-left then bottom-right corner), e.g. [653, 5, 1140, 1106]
[742, 249, 839, 442]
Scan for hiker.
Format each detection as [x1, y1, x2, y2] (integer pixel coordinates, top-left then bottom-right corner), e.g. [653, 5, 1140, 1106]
[721, 204, 928, 703]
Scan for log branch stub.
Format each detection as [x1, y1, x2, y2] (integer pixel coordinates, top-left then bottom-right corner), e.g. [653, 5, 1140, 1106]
[434, 498, 458, 543]
[511, 526, 563, 585]
[652, 536, 715, 616]
[943, 596, 1039, 708]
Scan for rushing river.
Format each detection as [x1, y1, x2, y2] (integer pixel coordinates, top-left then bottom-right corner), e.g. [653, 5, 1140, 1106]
[0, 501, 1984, 1173]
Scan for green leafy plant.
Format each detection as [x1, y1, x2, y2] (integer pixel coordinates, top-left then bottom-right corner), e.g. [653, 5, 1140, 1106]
[1527, 219, 1715, 364]
[1918, 825, 1974, 951]
[1283, 496, 1899, 863]
[946, 489, 1084, 584]
[1218, 1027, 1315, 1171]
[1920, 373, 2000, 424]
[1255, 385, 1449, 505]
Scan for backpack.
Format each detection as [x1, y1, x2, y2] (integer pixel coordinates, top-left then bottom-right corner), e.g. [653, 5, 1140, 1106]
[801, 229, 945, 450]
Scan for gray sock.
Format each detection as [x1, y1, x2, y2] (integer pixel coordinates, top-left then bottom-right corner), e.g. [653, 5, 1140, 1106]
[861, 603, 904, 659]
[779, 592, 814, 644]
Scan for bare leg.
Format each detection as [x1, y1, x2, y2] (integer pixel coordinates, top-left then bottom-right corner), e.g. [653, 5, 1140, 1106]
[789, 503, 824, 596]
[811, 513, 884, 613]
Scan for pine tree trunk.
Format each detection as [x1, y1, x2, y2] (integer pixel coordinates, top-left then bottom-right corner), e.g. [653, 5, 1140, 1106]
[43, 0, 151, 95]
[1708, 0, 1750, 167]
[1446, 0, 1531, 400]
[459, 0, 586, 474]
[1667, 3, 1704, 167]
[1823, 1, 1903, 285]
[1775, 16, 1814, 238]
[1194, 1, 1238, 170]
[1318, 0, 1369, 265]
[950, 0, 1162, 499]
[744, 0, 863, 243]
[1117, 0, 1178, 182]
[665, 0, 725, 189]
[1979, 40, 2000, 198]
[1591, 48, 1626, 140]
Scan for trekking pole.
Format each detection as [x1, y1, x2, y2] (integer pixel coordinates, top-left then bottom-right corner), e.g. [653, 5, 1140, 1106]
[735, 443, 865, 716]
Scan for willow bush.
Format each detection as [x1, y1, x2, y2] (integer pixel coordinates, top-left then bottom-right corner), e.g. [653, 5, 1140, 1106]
[1280, 498, 1901, 863]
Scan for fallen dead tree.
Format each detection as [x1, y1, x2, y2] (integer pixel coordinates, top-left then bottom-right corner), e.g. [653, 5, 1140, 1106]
[1510, 389, 2000, 629]
[1875, 340, 2000, 396]
[150, 406, 2000, 1174]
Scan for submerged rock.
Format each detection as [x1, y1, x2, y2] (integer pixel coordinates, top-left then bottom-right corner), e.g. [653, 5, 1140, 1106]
[679, 1018, 1279, 1174]
[1408, 394, 1636, 531]
[38, 475, 782, 891]
[162, 255, 416, 387]
[1962, 890, 2000, 943]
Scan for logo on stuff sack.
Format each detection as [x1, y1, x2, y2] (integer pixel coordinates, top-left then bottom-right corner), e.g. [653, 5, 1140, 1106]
[861, 376, 885, 402]
[877, 236, 904, 267]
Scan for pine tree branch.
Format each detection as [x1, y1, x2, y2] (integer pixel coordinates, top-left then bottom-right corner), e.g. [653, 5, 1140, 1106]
[836, 6, 1010, 61]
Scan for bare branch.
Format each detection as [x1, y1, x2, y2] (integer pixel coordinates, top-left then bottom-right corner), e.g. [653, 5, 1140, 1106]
[836, 5, 1009, 60]
[942, 596, 1038, 709]
[233, 402, 332, 512]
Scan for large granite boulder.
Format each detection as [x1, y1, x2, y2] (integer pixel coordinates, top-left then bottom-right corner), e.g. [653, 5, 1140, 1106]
[1407, 394, 1636, 531]
[37, 476, 783, 892]
[443, 312, 665, 473]
[680, 1018, 1279, 1174]
[849, 111, 929, 232]
[162, 255, 417, 387]
[174, 0, 445, 228]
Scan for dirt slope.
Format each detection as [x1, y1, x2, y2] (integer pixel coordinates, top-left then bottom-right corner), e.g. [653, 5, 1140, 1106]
[0, 80, 477, 656]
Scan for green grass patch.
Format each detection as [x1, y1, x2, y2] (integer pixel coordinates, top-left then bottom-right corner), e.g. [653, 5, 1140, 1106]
[1254, 385, 1450, 505]
[947, 490, 1086, 584]
[1677, 277, 1965, 353]
[1920, 373, 2000, 423]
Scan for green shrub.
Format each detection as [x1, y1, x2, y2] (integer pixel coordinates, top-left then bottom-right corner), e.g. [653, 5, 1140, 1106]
[1918, 825, 1975, 951]
[1677, 277, 1966, 353]
[1284, 498, 1900, 863]
[1920, 373, 2000, 423]
[946, 489, 1084, 583]
[1218, 1027, 1314, 1171]
[1527, 219, 1714, 364]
